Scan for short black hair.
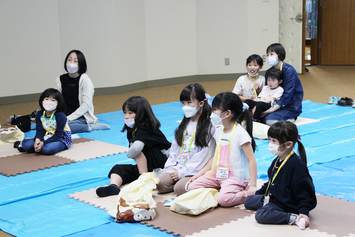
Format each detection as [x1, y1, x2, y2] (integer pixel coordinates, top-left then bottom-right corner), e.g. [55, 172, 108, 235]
[267, 68, 283, 82]
[39, 88, 66, 113]
[121, 96, 160, 132]
[246, 54, 263, 67]
[64, 50, 87, 74]
[266, 43, 286, 61]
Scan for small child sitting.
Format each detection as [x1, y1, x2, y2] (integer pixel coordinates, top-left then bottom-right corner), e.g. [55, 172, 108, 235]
[244, 68, 283, 121]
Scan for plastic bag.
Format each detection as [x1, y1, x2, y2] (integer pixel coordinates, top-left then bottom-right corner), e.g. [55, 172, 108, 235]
[107, 172, 159, 222]
[170, 188, 219, 215]
[0, 125, 25, 143]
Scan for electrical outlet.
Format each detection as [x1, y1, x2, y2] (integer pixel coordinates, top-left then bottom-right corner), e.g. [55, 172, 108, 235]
[225, 58, 230, 65]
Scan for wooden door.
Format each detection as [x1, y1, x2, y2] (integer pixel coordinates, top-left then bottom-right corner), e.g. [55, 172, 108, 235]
[318, 0, 355, 65]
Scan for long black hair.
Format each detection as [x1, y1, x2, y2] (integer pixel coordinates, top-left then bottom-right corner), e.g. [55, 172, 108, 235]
[212, 92, 256, 152]
[175, 83, 213, 148]
[121, 96, 160, 132]
[39, 88, 66, 113]
[267, 121, 307, 163]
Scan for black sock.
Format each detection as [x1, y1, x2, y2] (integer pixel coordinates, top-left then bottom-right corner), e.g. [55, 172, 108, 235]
[96, 184, 120, 197]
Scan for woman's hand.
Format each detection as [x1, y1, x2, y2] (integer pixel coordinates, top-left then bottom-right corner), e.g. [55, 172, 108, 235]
[170, 169, 179, 181]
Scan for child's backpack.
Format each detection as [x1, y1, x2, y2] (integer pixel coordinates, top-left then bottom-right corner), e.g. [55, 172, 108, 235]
[11, 115, 31, 133]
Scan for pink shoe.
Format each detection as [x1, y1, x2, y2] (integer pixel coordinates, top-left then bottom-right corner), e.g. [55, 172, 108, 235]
[5, 116, 14, 125]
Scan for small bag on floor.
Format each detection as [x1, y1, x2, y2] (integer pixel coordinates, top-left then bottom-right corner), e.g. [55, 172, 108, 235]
[0, 125, 25, 143]
[170, 188, 219, 215]
[11, 115, 31, 133]
[107, 172, 159, 223]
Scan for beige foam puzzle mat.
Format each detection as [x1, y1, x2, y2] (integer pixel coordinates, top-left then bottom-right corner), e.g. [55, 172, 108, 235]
[56, 140, 129, 162]
[0, 138, 127, 176]
[68, 187, 177, 211]
[0, 153, 75, 177]
[68, 180, 355, 237]
[141, 202, 252, 236]
[191, 194, 355, 237]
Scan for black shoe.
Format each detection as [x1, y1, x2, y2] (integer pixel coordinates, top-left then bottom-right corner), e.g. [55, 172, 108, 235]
[13, 141, 21, 148]
[337, 97, 353, 106]
[96, 184, 120, 197]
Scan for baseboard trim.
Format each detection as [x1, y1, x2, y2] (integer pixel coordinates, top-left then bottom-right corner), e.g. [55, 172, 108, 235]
[0, 73, 244, 105]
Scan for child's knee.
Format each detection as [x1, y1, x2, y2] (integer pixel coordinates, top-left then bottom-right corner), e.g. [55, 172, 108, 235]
[254, 207, 270, 224]
[218, 192, 245, 207]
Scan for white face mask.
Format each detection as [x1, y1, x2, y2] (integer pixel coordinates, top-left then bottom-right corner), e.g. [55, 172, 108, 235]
[66, 63, 79, 74]
[267, 55, 279, 67]
[210, 111, 226, 125]
[124, 118, 135, 128]
[268, 142, 287, 156]
[247, 72, 259, 77]
[42, 101, 57, 112]
[182, 105, 199, 118]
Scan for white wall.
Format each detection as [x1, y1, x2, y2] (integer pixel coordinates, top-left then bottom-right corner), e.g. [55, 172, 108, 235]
[0, 0, 279, 98]
[0, 0, 62, 97]
[145, 0, 197, 80]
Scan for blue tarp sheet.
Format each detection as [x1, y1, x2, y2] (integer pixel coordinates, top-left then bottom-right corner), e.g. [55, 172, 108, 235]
[1, 100, 354, 236]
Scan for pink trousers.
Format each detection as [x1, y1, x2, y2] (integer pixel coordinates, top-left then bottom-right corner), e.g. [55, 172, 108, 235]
[188, 175, 249, 207]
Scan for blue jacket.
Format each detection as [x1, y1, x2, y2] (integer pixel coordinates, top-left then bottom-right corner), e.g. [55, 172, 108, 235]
[265, 62, 304, 120]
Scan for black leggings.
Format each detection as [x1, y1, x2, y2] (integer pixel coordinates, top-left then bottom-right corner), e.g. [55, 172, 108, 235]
[244, 100, 271, 120]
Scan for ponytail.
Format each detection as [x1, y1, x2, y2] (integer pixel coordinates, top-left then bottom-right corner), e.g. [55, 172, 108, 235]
[297, 140, 307, 164]
[213, 92, 256, 152]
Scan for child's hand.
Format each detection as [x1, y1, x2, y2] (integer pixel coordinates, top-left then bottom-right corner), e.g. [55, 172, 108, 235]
[35, 141, 44, 152]
[254, 84, 260, 92]
[250, 94, 256, 100]
[189, 174, 201, 183]
[244, 185, 257, 197]
[170, 169, 179, 181]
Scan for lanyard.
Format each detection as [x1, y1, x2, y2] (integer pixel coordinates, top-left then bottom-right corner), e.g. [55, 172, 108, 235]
[216, 122, 237, 169]
[248, 75, 259, 98]
[41, 111, 55, 137]
[132, 127, 138, 138]
[264, 150, 294, 197]
[180, 126, 197, 155]
[279, 62, 284, 71]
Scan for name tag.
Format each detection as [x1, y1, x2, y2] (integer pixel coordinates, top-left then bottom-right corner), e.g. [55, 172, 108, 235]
[181, 154, 190, 163]
[216, 167, 229, 179]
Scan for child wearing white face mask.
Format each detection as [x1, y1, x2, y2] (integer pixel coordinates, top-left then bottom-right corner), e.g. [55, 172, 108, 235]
[96, 96, 171, 197]
[244, 121, 316, 230]
[188, 92, 257, 207]
[19, 88, 72, 155]
[156, 83, 216, 196]
[232, 54, 265, 101]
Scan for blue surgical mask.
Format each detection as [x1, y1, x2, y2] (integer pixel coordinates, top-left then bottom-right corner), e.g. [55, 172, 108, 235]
[267, 55, 279, 67]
